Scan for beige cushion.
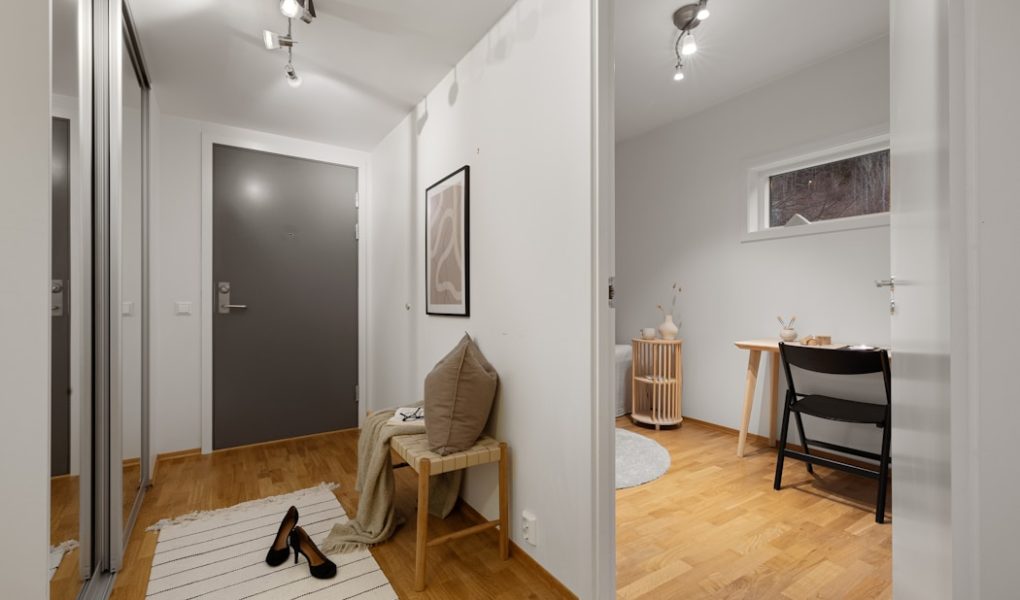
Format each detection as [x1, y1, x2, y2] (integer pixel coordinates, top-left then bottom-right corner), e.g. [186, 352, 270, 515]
[424, 334, 499, 455]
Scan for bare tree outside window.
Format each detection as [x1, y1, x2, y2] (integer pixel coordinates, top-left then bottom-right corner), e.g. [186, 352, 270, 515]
[769, 149, 890, 227]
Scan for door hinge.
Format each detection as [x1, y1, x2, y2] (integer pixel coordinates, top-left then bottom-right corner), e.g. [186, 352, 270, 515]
[608, 276, 616, 308]
[354, 384, 360, 404]
[355, 223, 360, 240]
[354, 192, 360, 209]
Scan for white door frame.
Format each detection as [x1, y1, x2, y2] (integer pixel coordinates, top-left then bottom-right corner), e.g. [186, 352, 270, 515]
[199, 127, 370, 454]
[590, 0, 615, 597]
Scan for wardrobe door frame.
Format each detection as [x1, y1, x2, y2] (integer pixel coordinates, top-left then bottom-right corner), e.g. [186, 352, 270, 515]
[108, 0, 152, 570]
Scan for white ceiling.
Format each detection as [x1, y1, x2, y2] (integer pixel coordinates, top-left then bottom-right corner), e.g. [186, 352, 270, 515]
[614, 0, 889, 142]
[126, 0, 516, 150]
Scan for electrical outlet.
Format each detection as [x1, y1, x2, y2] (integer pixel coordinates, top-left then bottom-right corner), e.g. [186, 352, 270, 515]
[521, 510, 537, 546]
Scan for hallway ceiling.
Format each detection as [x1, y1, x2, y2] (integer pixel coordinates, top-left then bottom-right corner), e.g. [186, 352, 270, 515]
[128, 0, 516, 149]
[615, 0, 889, 142]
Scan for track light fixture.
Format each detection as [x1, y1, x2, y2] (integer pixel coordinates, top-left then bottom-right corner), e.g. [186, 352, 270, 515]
[671, 0, 710, 82]
[262, 0, 315, 88]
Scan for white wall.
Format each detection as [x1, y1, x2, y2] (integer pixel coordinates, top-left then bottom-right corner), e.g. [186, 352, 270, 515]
[150, 112, 205, 458]
[0, 0, 51, 594]
[368, 0, 596, 593]
[615, 39, 891, 448]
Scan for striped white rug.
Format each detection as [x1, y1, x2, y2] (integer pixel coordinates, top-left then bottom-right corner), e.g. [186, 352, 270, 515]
[145, 483, 396, 600]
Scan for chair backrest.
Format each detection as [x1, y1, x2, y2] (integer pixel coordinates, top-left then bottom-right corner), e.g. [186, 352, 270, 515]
[779, 343, 891, 404]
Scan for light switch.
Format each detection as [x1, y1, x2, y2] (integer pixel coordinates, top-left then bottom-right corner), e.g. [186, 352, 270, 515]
[122, 301, 134, 316]
[175, 301, 193, 316]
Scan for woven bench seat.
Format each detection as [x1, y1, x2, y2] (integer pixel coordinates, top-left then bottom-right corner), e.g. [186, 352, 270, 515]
[391, 434, 503, 475]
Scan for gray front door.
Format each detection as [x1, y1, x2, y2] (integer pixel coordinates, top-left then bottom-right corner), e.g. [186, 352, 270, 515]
[51, 117, 72, 476]
[212, 144, 359, 450]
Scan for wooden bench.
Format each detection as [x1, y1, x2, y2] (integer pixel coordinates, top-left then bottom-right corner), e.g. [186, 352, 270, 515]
[391, 434, 510, 591]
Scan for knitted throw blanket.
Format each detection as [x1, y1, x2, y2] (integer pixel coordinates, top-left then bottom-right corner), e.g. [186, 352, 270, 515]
[320, 409, 462, 553]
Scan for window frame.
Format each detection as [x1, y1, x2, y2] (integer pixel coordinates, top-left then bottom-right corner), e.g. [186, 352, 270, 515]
[744, 130, 890, 242]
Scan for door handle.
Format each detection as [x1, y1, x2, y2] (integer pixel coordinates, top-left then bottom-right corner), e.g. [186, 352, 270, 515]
[875, 276, 895, 315]
[217, 281, 247, 314]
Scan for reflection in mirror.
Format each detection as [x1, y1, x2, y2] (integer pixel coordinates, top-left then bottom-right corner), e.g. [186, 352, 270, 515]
[120, 36, 145, 531]
[50, 0, 81, 597]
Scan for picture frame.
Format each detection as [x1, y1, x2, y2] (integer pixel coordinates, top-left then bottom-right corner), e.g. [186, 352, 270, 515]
[425, 165, 470, 316]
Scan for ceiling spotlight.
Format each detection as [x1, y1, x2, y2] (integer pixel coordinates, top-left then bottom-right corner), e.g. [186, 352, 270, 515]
[697, 8, 710, 20]
[673, 65, 685, 81]
[280, 0, 317, 23]
[681, 33, 698, 56]
[285, 63, 302, 88]
[262, 29, 293, 50]
[280, 0, 302, 19]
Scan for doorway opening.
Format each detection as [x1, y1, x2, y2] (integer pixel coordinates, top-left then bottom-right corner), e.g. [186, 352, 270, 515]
[607, 2, 895, 597]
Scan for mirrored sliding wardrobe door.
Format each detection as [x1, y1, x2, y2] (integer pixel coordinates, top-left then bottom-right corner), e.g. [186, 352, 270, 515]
[50, 0, 88, 597]
[71, 1, 152, 594]
[109, 0, 152, 568]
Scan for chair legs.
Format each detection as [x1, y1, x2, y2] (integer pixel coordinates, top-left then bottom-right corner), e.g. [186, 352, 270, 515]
[773, 398, 793, 490]
[793, 412, 815, 474]
[875, 415, 892, 524]
[498, 443, 510, 560]
[414, 458, 431, 592]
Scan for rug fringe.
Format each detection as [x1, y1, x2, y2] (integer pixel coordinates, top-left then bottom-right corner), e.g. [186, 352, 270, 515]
[50, 539, 79, 554]
[147, 482, 339, 532]
[317, 539, 370, 555]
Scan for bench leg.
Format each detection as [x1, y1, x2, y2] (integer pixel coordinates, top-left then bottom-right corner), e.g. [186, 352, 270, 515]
[498, 443, 509, 560]
[414, 458, 431, 592]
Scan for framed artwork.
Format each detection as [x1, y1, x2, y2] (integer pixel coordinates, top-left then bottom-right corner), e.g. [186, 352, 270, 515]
[425, 166, 470, 316]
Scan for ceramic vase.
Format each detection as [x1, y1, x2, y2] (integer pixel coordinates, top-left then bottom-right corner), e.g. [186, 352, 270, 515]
[780, 328, 797, 342]
[658, 315, 679, 340]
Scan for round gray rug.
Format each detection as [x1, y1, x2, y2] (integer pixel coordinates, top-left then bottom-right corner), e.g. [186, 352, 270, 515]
[615, 428, 671, 489]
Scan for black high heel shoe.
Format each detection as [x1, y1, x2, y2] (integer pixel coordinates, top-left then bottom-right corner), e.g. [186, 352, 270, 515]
[289, 525, 337, 579]
[265, 506, 299, 566]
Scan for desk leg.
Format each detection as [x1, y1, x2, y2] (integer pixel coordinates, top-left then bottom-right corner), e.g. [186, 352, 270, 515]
[769, 352, 780, 447]
[737, 350, 762, 457]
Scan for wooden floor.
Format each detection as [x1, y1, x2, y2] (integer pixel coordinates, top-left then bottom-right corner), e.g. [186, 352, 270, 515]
[615, 418, 892, 599]
[50, 474, 83, 600]
[50, 462, 140, 600]
[101, 420, 890, 599]
[109, 429, 572, 600]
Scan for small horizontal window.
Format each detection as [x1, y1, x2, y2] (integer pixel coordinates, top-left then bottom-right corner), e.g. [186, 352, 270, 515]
[768, 149, 890, 227]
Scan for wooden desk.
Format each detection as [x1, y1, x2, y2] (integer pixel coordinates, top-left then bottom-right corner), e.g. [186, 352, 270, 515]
[733, 339, 781, 457]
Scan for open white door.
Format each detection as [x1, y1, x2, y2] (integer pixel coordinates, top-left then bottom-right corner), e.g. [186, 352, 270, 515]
[889, 1, 953, 597]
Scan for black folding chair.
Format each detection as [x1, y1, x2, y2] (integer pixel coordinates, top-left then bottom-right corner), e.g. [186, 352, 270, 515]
[774, 343, 892, 523]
